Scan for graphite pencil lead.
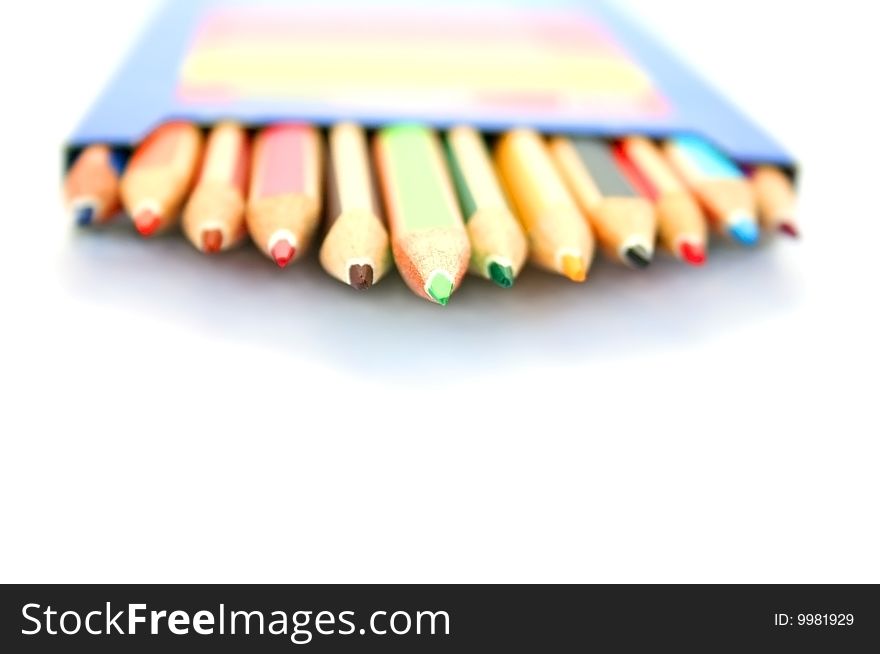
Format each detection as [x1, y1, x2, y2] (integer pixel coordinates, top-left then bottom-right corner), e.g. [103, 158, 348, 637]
[624, 244, 652, 269]
[348, 263, 374, 290]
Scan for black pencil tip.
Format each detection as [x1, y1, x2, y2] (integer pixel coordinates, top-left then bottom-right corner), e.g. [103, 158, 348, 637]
[624, 245, 652, 269]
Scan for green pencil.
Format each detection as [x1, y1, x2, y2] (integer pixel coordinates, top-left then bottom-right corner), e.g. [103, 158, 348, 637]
[373, 125, 471, 305]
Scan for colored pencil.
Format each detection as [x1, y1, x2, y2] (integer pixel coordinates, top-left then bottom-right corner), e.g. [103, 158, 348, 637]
[494, 129, 594, 282]
[750, 165, 799, 238]
[247, 124, 324, 267]
[374, 125, 470, 305]
[615, 136, 708, 266]
[550, 137, 656, 269]
[663, 135, 759, 246]
[444, 126, 528, 288]
[64, 145, 127, 226]
[120, 122, 204, 237]
[182, 122, 250, 254]
[320, 123, 391, 290]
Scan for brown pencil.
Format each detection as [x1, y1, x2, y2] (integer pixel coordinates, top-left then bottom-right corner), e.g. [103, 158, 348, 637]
[182, 121, 250, 254]
[320, 122, 391, 289]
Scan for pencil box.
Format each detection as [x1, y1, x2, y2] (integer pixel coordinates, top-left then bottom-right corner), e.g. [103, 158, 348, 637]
[64, 0, 794, 172]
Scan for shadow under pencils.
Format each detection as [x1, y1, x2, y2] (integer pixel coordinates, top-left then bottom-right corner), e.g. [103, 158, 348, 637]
[58, 223, 804, 383]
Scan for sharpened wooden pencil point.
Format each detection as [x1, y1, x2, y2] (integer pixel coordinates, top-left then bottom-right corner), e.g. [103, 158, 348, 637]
[348, 263, 374, 290]
[202, 229, 223, 254]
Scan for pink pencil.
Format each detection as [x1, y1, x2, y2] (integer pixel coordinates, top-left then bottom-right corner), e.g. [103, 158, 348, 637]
[247, 124, 324, 267]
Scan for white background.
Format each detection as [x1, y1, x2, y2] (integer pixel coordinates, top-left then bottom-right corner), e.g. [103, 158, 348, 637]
[1, 0, 877, 583]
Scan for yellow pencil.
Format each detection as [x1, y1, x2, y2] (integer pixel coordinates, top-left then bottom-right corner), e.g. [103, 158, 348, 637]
[320, 123, 392, 289]
[549, 137, 656, 268]
[444, 126, 528, 288]
[120, 122, 204, 237]
[494, 129, 594, 282]
[182, 121, 250, 254]
[750, 165, 799, 238]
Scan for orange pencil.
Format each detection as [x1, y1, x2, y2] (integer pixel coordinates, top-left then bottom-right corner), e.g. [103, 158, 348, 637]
[495, 129, 595, 281]
[64, 145, 127, 226]
[247, 124, 323, 267]
[120, 122, 204, 237]
[182, 122, 250, 254]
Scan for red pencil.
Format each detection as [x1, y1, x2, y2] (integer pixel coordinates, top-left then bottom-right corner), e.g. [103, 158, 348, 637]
[120, 122, 204, 237]
[615, 137, 708, 266]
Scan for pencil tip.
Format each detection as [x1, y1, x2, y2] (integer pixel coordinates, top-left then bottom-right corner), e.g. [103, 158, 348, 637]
[728, 218, 760, 246]
[426, 271, 454, 305]
[73, 204, 95, 227]
[270, 240, 296, 268]
[202, 229, 223, 254]
[560, 254, 587, 282]
[678, 241, 706, 266]
[488, 261, 515, 288]
[779, 221, 799, 238]
[624, 245, 652, 269]
[348, 264, 374, 290]
[133, 209, 161, 237]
